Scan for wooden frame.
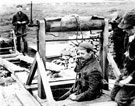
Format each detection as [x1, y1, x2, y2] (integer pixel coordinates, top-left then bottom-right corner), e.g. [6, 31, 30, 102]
[26, 17, 109, 105]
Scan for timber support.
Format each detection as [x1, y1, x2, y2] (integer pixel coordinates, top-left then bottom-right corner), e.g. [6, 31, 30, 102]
[26, 16, 109, 106]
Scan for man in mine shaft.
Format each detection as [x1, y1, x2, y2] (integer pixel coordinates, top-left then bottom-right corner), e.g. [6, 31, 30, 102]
[59, 42, 103, 101]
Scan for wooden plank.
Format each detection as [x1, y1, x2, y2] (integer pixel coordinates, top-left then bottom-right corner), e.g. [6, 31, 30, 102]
[11, 29, 17, 53]
[102, 18, 109, 90]
[26, 58, 37, 85]
[0, 58, 29, 73]
[11, 74, 41, 106]
[37, 69, 46, 99]
[86, 101, 117, 106]
[0, 53, 19, 58]
[36, 52, 56, 106]
[37, 20, 46, 99]
[18, 55, 34, 64]
[107, 53, 121, 79]
[4, 57, 20, 61]
[25, 84, 37, 90]
[0, 47, 14, 50]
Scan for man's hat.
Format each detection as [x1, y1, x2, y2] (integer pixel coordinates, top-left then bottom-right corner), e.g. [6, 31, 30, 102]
[78, 42, 93, 51]
[16, 5, 23, 8]
[118, 9, 135, 29]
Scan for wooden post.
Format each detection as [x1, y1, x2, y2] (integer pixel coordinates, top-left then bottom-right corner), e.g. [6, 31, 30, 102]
[26, 58, 37, 85]
[102, 19, 109, 90]
[11, 30, 17, 53]
[37, 19, 46, 99]
[107, 53, 121, 79]
[36, 53, 56, 106]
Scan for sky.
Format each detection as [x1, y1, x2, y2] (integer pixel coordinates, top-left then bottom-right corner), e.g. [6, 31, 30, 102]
[0, 0, 129, 5]
[0, 0, 133, 8]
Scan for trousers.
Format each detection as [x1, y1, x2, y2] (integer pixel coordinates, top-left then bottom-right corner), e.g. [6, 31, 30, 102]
[16, 34, 28, 53]
[111, 81, 135, 106]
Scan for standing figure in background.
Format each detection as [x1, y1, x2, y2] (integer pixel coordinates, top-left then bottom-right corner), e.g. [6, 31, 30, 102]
[59, 42, 103, 101]
[12, 5, 29, 55]
[109, 9, 128, 69]
[111, 9, 135, 106]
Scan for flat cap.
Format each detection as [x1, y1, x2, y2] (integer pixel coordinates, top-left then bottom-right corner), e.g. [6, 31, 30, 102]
[16, 5, 23, 8]
[78, 42, 93, 51]
[118, 9, 135, 29]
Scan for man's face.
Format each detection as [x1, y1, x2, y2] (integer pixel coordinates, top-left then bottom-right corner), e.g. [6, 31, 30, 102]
[17, 7, 22, 12]
[76, 49, 92, 61]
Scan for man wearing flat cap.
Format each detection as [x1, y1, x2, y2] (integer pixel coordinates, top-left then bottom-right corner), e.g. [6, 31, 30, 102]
[12, 4, 29, 55]
[111, 9, 135, 106]
[59, 42, 103, 101]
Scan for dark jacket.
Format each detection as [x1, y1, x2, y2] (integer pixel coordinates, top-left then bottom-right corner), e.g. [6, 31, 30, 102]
[59, 55, 103, 101]
[110, 16, 128, 69]
[12, 11, 29, 35]
[123, 37, 135, 83]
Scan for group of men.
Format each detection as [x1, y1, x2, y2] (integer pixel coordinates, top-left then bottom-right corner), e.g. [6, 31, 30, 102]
[12, 4, 135, 106]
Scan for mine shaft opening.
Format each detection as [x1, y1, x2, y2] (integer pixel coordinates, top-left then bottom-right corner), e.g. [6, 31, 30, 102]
[26, 16, 109, 105]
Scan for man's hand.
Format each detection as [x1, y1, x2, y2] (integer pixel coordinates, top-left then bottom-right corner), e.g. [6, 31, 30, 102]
[21, 21, 27, 24]
[17, 21, 22, 24]
[119, 76, 133, 87]
[69, 93, 77, 101]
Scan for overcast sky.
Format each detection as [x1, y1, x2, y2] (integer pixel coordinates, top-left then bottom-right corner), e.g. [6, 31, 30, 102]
[0, 0, 130, 5]
[0, 0, 134, 8]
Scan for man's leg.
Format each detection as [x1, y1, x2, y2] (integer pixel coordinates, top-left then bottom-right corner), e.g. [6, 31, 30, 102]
[115, 86, 135, 106]
[110, 82, 121, 101]
[22, 35, 28, 54]
[16, 36, 21, 52]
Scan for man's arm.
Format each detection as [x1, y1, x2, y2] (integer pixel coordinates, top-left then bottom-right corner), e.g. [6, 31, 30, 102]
[12, 15, 17, 26]
[22, 14, 29, 25]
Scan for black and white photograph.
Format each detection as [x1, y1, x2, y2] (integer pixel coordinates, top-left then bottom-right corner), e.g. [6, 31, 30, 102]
[0, 0, 135, 106]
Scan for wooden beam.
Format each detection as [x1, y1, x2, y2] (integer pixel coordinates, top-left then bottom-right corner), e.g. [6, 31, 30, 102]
[0, 53, 19, 59]
[37, 68, 46, 99]
[0, 58, 29, 73]
[46, 16, 105, 32]
[107, 53, 121, 79]
[18, 55, 34, 64]
[11, 29, 17, 53]
[36, 52, 56, 106]
[102, 18, 109, 90]
[25, 84, 38, 90]
[86, 101, 117, 106]
[37, 20, 46, 99]
[11, 74, 41, 106]
[26, 58, 37, 85]
[37, 19, 46, 67]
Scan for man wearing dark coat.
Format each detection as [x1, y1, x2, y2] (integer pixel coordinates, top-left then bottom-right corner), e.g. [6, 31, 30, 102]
[109, 9, 128, 69]
[59, 42, 103, 101]
[111, 9, 135, 106]
[12, 5, 29, 55]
